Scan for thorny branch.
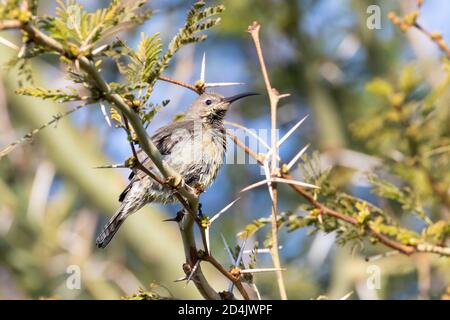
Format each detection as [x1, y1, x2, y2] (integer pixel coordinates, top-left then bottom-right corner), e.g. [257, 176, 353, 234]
[229, 132, 450, 258]
[388, 5, 450, 58]
[0, 9, 251, 300]
[247, 21, 288, 300]
[158, 75, 202, 94]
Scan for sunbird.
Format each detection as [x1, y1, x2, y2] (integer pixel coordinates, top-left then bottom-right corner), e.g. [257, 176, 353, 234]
[96, 92, 258, 248]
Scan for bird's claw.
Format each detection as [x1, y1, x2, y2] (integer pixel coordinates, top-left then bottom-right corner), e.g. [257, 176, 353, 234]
[163, 210, 185, 223]
[198, 203, 203, 217]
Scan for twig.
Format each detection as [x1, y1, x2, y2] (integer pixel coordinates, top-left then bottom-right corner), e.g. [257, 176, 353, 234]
[247, 21, 288, 300]
[178, 208, 220, 299]
[0, 103, 90, 159]
[159, 63, 245, 94]
[158, 75, 201, 94]
[204, 254, 250, 300]
[388, 10, 450, 58]
[416, 243, 450, 256]
[224, 120, 271, 150]
[226, 131, 263, 164]
[424, 144, 450, 158]
[413, 22, 450, 57]
[0, 19, 22, 30]
[122, 114, 165, 187]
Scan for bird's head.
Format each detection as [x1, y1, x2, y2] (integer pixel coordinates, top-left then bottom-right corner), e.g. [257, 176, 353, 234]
[185, 92, 259, 122]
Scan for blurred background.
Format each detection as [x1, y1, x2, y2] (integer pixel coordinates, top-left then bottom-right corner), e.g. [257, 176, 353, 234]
[1, 0, 450, 299]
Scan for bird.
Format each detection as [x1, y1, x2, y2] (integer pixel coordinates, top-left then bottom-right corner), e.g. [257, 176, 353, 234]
[96, 91, 259, 248]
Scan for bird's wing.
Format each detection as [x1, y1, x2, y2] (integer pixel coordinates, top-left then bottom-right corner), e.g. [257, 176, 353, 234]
[118, 120, 195, 202]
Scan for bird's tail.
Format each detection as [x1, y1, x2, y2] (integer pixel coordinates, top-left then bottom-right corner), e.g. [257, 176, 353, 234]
[96, 206, 127, 248]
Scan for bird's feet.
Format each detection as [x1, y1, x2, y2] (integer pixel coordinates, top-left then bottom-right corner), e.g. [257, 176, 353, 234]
[162, 210, 185, 223]
[198, 203, 203, 218]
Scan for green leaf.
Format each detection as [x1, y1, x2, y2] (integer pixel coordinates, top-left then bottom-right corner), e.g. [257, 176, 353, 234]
[41, 0, 151, 47]
[15, 86, 85, 102]
[237, 216, 271, 239]
[126, 32, 162, 84]
[366, 78, 393, 97]
[147, 1, 225, 84]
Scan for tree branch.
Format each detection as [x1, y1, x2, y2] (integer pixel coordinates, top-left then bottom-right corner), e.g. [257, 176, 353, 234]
[158, 75, 201, 94]
[247, 21, 288, 300]
[203, 254, 250, 300]
[0, 19, 22, 30]
[229, 130, 450, 258]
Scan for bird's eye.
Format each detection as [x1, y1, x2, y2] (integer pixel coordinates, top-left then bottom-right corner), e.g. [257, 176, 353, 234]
[205, 99, 212, 105]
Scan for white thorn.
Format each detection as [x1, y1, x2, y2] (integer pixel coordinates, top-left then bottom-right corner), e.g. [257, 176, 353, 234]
[205, 226, 211, 255]
[209, 197, 241, 224]
[17, 44, 26, 58]
[365, 250, 399, 262]
[174, 276, 188, 282]
[94, 163, 127, 169]
[227, 238, 247, 294]
[235, 238, 247, 267]
[264, 114, 309, 163]
[277, 114, 309, 148]
[286, 144, 310, 171]
[224, 123, 271, 150]
[252, 283, 262, 300]
[185, 260, 200, 287]
[240, 267, 286, 274]
[262, 162, 274, 201]
[272, 177, 319, 189]
[340, 291, 353, 300]
[221, 233, 236, 265]
[100, 102, 112, 127]
[92, 44, 109, 55]
[240, 177, 318, 193]
[243, 246, 282, 254]
[0, 35, 18, 50]
[278, 93, 291, 99]
[240, 178, 271, 194]
[204, 82, 245, 88]
[75, 59, 80, 73]
[200, 52, 206, 83]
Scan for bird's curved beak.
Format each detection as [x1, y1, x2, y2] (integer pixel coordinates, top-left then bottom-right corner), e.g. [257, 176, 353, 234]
[224, 92, 260, 104]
